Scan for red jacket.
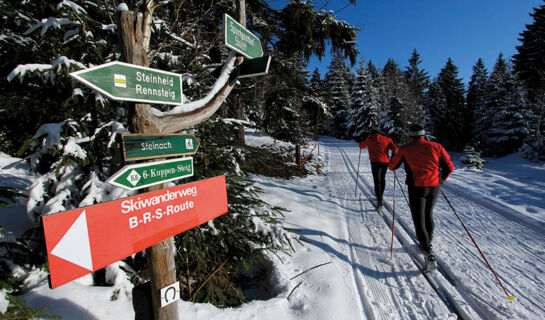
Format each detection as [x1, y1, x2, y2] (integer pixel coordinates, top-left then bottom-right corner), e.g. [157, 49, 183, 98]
[359, 133, 398, 163]
[389, 138, 454, 187]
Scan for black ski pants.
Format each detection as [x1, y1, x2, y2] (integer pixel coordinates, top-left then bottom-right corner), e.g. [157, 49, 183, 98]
[407, 185, 440, 254]
[371, 162, 389, 202]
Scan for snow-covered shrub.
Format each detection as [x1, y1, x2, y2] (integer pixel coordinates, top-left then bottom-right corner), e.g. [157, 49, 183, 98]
[460, 145, 485, 169]
[23, 118, 131, 222]
[522, 135, 545, 162]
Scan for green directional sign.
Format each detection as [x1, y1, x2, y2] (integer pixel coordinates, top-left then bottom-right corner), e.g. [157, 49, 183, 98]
[70, 62, 183, 105]
[224, 13, 263, 59]
[107, 157, 193, 191]
[238, 56, 271, 79]
[122, 134, 200, 161]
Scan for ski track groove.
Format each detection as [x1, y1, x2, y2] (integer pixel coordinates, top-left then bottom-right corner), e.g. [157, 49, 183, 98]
[326, 138, 545, 320]
[330, 147, 410, 319]
[325, 148, 375, 320]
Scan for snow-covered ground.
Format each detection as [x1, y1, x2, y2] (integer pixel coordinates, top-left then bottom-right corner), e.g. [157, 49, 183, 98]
[1, 132, 544, 319]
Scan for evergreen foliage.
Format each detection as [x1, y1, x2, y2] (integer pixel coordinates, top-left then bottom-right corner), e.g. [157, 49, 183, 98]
[460, 145, 485, 169]
[2, 293, 61, 319]
[380, 59, 409, 144]
[346, 59, 382, 140]
[262, 55, 312, 144]
[0, 0, 120, 154]
[513, 2, 545, 96]
[433, 58, 467, 151]
[304, 68, 330, 134]
[403, 49, 429, 125]
[425, 81, 448, 142]
[276, 0, 359, 65]
[513, 1, 545, 161]
[383, 97, 407, 144]
[467, 58, 490, 148]
[483, 54, 530, 156]
[324, 52, 353, 138]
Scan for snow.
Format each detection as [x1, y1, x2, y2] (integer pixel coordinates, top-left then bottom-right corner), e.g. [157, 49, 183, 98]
[117, 3, 129, 12]
[0, 289, 8, 314]
[57, 1, 87, 15]
[7, 57, 85, 84]
[151, 51, 238, 116]
[7, 64, 52, 83]
[1, 133, 545, 319]
[24, 17, 73, 36]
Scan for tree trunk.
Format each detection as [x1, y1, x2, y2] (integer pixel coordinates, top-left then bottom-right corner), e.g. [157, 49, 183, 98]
[118, 10, 179, 320]
[235, 95, 246, 144]
[234, 0, 246, 145]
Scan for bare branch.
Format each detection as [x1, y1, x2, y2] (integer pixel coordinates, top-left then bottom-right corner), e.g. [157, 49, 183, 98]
[290, 262, 332, 280]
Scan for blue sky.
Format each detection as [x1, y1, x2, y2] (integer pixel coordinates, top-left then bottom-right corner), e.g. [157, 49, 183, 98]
[292, 0, 543, 84]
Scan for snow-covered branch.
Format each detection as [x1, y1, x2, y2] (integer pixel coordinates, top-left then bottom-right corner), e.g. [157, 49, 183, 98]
[151, 51, 237, 116]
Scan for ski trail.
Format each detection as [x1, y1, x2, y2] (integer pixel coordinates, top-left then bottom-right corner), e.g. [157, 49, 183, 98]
[323, 138, 456, 319]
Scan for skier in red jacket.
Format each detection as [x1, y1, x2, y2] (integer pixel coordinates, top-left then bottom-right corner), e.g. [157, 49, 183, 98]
[359, 131, 398, 209]
[389, 124, 454, 272]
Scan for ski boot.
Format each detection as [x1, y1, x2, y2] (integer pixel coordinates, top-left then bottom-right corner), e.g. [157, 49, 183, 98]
[422, 252, 437, 273]
[376, 199, 383, 211]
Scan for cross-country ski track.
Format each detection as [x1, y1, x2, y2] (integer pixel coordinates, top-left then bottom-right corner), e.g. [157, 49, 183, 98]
[314, 137, 545, 319]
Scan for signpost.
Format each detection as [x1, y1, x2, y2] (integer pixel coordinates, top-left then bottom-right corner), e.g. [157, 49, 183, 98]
[224, 13, 263, 59]
[122, 134, 200, 161]
[42, 176, 228, 289]
[70, 61, 183, 105]
[107, 157, 193, 191]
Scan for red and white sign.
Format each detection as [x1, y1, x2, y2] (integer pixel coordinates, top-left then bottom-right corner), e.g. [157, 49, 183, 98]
[42, 175, 228, 289]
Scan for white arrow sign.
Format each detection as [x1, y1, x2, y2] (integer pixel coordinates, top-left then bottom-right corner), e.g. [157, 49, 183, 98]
[50, 210, 93, 271]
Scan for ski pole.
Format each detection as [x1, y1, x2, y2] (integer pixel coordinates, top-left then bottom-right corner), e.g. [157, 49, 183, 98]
[354, 148, 362, 196]
[390, 171, 397, 258]
[393, 172, 409, 206]
[440, 189, 515, 301]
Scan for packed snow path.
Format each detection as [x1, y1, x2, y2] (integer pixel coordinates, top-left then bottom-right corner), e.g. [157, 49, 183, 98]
[320, 137, 545, 319]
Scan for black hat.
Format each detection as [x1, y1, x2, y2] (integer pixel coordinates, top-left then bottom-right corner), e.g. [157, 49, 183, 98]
[408, 124, 426, 137]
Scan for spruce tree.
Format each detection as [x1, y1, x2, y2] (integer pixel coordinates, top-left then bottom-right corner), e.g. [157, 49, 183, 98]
[425, 80, 448, 141]
[305, 68, 330, 134]
[347, 59, 382, 140]
[262, 55, 312, 144]
[380, 59, 409, 143]
[467, 58, 490, 149]
[367, 60, 380, 80]
[309, 68, 325, 97]
[460, 146, 485, 169]
[434, 58, 467, 151]
[324, 52, 352, 138]
[403, 49, 429, 125]
[384, 96, 407, 144]
[513, 1, 545, 161]
[513, 1, 545, 97]
[484, 54, 530, 156]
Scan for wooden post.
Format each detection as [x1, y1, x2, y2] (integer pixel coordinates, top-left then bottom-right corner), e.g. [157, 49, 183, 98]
[234, 0, 246, 145]
[117, 2, 246, 318]
[118, 9, 179, 320]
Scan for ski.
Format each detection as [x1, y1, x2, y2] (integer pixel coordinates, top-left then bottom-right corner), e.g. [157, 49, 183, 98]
[422, 259, 437, 273]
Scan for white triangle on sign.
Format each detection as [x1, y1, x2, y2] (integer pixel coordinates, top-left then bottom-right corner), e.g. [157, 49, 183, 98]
[50, 210, 94, 271]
